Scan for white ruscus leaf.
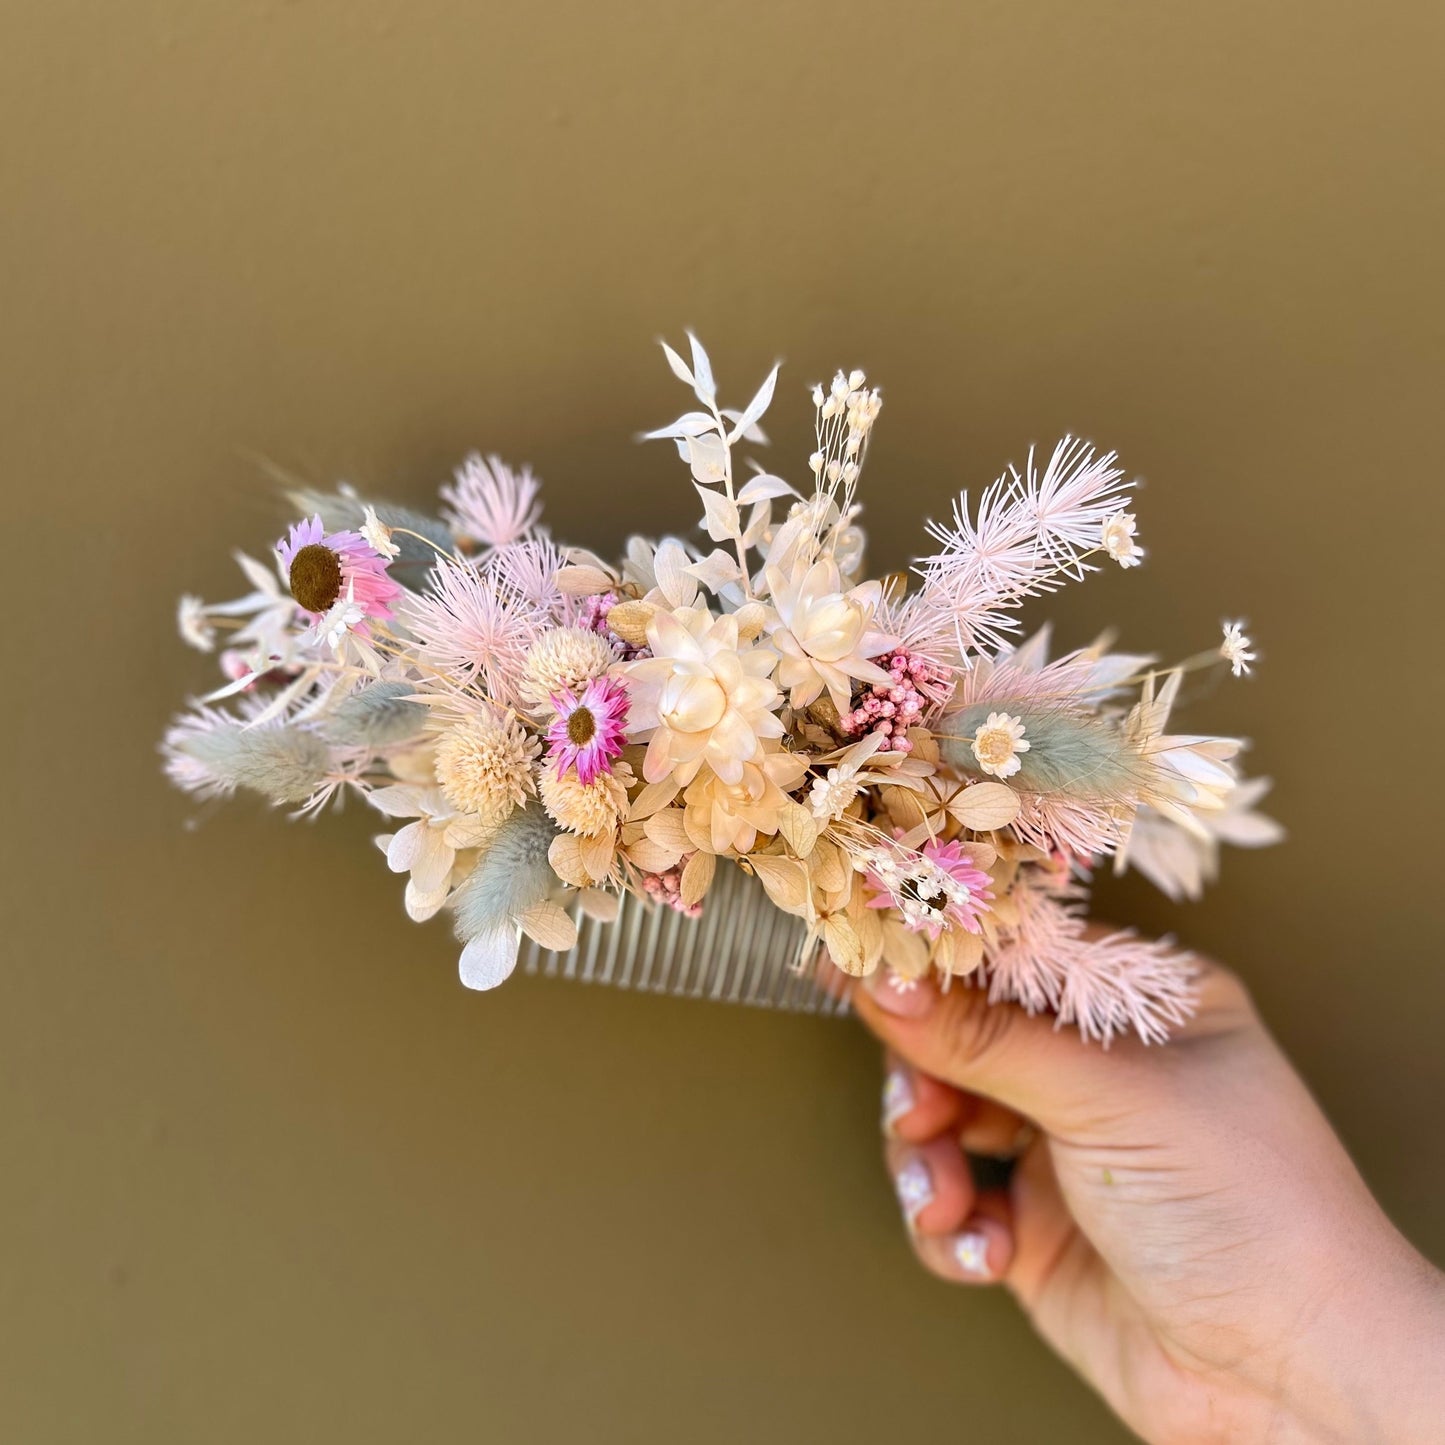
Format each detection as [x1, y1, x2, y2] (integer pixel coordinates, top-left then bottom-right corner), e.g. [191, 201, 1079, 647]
[736, 472, 797, 505]
[687, 332, 716, 404]
[686, 433, 728, 486]
[695, 485, 740, 542]
[727, 362, 779, 442]
[660, 340, 694, 386]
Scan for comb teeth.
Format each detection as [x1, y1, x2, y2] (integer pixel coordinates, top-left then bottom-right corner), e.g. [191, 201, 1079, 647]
[518, 862, 853, 1016]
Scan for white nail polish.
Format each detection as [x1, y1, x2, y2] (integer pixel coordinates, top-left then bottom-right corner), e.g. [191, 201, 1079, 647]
[882, 1069, 914, 1132]
[954, 1231, 989, 1276]
[894, 1157, 933, 1223]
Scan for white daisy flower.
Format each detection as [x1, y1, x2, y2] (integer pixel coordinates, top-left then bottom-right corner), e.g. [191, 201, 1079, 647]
[1220, 621, 1257, 677]
[971, 711, 1030, 780]
[1101, 511, 1144, 568]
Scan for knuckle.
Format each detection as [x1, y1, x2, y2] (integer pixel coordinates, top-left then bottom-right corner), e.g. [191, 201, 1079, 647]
[937, 984, 1014, 1073]
[1191, 958, 1258, 1026]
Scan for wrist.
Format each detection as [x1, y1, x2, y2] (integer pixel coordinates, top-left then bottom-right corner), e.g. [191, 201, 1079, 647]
[1276, 1231, 1445, 1444]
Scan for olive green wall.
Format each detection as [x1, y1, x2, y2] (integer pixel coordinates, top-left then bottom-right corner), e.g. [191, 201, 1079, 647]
[3, 3, 1442, 1441]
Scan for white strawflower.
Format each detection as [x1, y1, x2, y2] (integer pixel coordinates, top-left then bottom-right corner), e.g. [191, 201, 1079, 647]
[764, 556, 897, 714]
[304, 583, 367, 653]
[360, 505, 401, 560]
[539, 759, 633, 837]
[434, 710, 540, 824]
[971, 711, 1030, 780]
[622, 605, 785, 786]
[809, 766, 861, 823]
[1220, 621, 1256, 677]
[1101, 511, 1144, 568]
[520, 626, 616, 710]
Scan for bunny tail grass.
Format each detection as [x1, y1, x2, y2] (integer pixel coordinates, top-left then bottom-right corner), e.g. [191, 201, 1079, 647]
[941, 703, 1148, 801]
[174, 720, 331, 805]
[323, 681, 429, 747]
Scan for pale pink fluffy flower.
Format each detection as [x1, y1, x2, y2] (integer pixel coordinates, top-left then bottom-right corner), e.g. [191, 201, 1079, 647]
[916, 438, 1135, 656]
[441, 454, 542, 551]
[402, 555, 548, 710]
[1054, 930, 1196, 1046]
[982, 869, 1079, 1014]
[980, 867, 1195, 1045]
[488, 535, 573, 621]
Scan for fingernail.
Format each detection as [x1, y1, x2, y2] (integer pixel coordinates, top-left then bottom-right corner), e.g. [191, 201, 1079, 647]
[893, 1156, 934, 1226]
[882, 1068, 915, 1134]
[864, 968, 936, 1019]
[954, 1230, 990, 1277]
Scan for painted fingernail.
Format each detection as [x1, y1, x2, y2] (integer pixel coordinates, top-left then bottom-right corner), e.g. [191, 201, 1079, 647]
[954, 1231, 990, 1277]
[893, 1156, 934, 1225]
[882, 1069, 915, 1134]
[864, 968, 936, 1019]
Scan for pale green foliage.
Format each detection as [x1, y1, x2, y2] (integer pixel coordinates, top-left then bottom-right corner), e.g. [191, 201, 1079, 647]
[451, 802, 558, 944]
[941, 703, 1147, 802]
[323, 681, 428, 747]
[176, 721, 331, 805]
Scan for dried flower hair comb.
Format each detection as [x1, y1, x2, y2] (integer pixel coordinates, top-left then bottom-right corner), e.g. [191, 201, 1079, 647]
[165, 336, 1280, 1039]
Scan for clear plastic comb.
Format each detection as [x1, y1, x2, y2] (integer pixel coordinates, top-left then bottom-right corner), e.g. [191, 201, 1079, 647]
[517, 860, 852, 1015]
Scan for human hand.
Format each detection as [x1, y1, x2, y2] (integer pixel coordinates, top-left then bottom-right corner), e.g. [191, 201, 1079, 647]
[853, 953, 1445, 1444]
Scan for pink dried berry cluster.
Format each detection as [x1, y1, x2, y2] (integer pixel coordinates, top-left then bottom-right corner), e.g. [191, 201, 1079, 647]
[640, 862, 702, 918]
[578, 590, 649, 659]
[840, 650, 947, 753]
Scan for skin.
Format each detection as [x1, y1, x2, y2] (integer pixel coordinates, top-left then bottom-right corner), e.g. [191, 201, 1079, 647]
[854, 954, 1445, 1444]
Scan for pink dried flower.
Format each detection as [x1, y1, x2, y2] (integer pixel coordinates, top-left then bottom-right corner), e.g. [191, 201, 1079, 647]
[545, 676, 629, 784]
[865, 837, 993, 939]
[276, 515, 401, 626]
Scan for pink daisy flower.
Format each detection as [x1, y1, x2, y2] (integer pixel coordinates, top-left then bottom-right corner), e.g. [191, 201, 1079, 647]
[545, 676, 629, 784]
[865, 836, 993, 939]
[277, 516, 402, 625]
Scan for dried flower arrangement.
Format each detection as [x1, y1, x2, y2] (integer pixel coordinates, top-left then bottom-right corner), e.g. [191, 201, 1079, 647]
[165, 336, 1280, 1042]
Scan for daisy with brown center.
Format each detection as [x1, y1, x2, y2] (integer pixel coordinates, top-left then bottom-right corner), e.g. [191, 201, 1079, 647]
[277, 515, 401, 626]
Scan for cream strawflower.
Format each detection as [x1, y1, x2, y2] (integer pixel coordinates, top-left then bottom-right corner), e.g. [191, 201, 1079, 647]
[622, 606, 785, 786]
[520, 626, 616, 711]
[434, 710, 540, 824]
[763, 557, 896, 714]
[971, 711, 1030, 780]
[681, 751, 809, 855]
[540, 758, 634, 837]
[1101, 511, 1144, 568]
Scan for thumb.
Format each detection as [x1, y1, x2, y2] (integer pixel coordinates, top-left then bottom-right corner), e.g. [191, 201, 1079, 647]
[852, 967, 1156, 1136]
